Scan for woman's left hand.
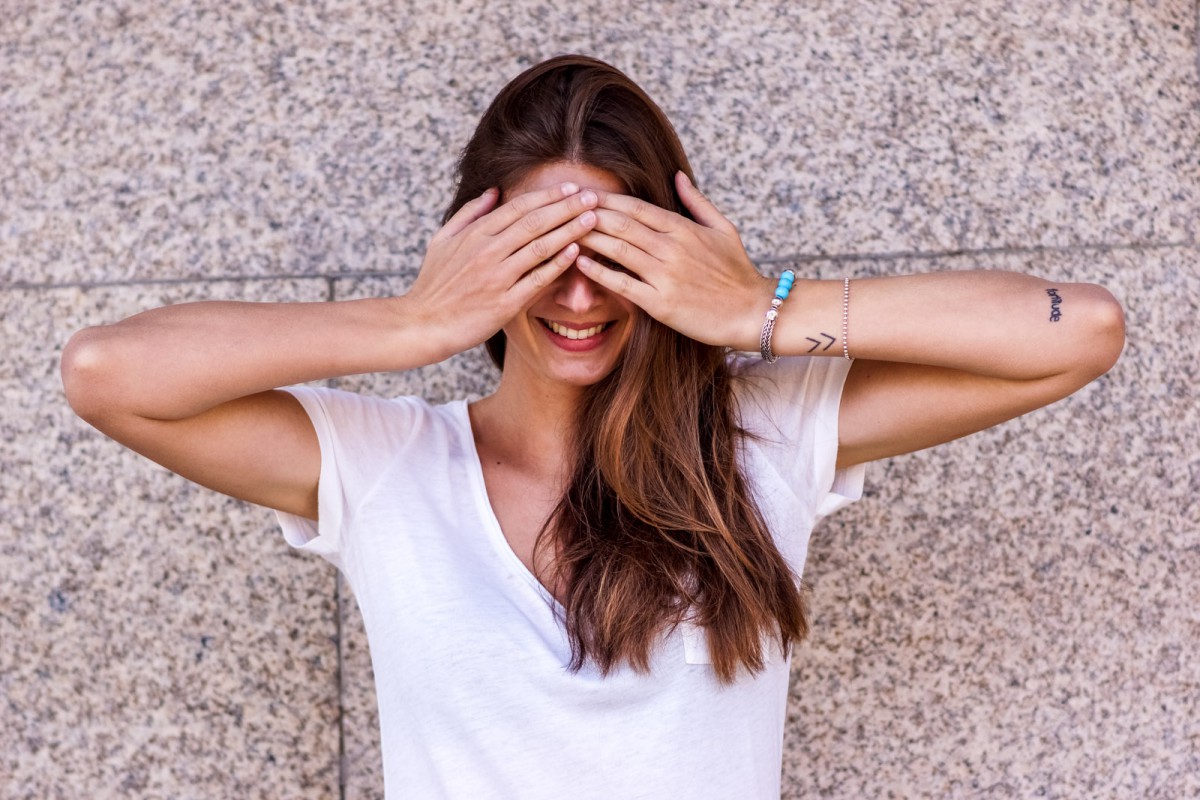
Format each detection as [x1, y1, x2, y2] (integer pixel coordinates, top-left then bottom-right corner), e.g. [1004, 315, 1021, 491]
[576, 172, 769, 349]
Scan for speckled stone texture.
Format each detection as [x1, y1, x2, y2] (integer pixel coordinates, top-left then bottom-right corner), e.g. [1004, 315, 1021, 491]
[1, 282, 340, 798]
[784, 247, 1200, 798]
[3, 0, 1196, 798]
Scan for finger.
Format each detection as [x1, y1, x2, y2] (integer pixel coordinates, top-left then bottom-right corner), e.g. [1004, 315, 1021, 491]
[435, 188, 499, 242]
[494, 189, 600, 259]
[593, 190, 676, 233]
[591, 208, 663, 256]
[578, 230, 660, 279]
[675, 171, 733, 231]
[510, 242, 579, 298]
[505, 208, 598, 274]
[481, 181, 588, 236]
[576, 253, 654, 309]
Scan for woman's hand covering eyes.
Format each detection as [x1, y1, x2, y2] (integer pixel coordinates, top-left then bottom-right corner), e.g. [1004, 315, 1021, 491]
[576, 172, 768, 351]
[407, 182, 600, 359]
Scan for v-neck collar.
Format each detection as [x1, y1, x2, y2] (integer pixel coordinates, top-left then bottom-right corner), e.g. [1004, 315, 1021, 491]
[451, 399, 565, 615]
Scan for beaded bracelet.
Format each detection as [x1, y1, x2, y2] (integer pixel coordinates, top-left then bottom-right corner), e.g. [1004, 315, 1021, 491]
[841, 277, 853, 361]
[759, 270, 794, 363]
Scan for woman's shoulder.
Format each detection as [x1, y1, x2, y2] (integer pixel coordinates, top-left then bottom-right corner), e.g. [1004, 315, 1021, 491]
[728, 353, 865, 517]
[284, 384, 456, 410]
[728, 353, 851, 404]
[281, 385, 469, 444]
[728, 352, 853, 441]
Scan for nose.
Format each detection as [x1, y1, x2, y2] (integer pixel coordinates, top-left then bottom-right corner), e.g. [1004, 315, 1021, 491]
[552, 264, 602, 313]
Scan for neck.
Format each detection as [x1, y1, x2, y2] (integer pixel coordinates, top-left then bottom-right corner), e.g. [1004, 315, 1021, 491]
[469, 366, 585, 479]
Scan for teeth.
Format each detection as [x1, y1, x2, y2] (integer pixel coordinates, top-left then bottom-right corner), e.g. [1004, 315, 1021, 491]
[546, 320, 606, 340]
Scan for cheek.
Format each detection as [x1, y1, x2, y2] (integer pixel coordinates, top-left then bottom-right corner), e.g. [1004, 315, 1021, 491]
[501, 314, 533, 339]
[614, 308, 643, 348]
[618, 301, 643, 322]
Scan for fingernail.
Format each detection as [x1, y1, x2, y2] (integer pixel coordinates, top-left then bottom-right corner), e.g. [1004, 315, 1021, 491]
[576, 254, 594, 268]
[580, 210, 596, 226]
[561, 182, 579, 196]
[580, 189, 597, 205]
[679, 171, 693, 186]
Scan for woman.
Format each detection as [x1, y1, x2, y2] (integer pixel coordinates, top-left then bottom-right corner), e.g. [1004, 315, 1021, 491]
[62, 55, 1124, 798]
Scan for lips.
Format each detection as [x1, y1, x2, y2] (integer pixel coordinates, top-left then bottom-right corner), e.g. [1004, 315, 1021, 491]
[542, 319, 612, 340]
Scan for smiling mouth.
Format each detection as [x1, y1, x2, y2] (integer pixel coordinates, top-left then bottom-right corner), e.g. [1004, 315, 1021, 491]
[541, 320, 614, 340]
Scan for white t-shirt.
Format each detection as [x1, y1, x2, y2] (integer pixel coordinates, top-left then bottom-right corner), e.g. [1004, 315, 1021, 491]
[277, 355, 865, 799]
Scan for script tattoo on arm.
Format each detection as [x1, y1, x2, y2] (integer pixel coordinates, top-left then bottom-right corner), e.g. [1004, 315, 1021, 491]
[1046, 288, 1063, 322]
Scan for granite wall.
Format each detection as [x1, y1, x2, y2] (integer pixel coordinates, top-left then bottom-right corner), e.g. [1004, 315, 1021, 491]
[3, 1, 1197, 797]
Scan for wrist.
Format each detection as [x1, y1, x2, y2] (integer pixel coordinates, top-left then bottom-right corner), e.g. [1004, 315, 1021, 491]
[383, 293, 459, 366]
[756, 270, 797, 361]
[735, 273, 778, 352]
[768, 278, 846, 359]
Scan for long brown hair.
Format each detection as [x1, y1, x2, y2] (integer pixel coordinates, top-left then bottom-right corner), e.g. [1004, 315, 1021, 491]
[445, 55, 806, 683]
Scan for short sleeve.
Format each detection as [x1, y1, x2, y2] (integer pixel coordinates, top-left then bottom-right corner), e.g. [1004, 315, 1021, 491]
[275, 386, 423, 570]
[732, 354, 866, 522]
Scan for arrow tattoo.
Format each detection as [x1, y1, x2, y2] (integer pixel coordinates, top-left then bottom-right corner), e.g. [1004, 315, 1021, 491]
[806, 333, 837, 353]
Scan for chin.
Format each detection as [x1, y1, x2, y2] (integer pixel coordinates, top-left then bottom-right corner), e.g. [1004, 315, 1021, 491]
[553, 361, 621, 388]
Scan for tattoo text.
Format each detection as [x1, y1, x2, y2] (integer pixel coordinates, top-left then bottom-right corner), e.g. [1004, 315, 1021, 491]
[1046, 288, 1063, 322]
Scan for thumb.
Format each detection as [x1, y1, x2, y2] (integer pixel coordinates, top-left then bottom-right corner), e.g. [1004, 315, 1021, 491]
[675, 171, 729, 230]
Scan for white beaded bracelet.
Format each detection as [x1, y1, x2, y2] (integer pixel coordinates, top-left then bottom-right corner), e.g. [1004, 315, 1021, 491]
[841, 277, 853, 361]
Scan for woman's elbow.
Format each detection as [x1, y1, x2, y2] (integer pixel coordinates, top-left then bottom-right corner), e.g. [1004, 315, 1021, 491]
[1076, 284, 1126, 380]
[61, 327, 118, 425]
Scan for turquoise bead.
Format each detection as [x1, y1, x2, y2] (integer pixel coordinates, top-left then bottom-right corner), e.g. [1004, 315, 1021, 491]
[774, 270, 794, 300]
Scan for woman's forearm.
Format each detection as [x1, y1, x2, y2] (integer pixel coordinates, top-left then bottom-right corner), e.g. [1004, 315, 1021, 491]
[63, 183, 601, 427]
[581, 186, 1123, 381]
[62, 295, 442, 422]
[770, 271, 1125, 380]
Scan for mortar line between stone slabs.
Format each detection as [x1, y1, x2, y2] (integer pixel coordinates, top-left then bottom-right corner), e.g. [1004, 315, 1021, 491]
[753, 237, 1197, 266]
[4, 238, 1194, 292]
[2, 271, 410, 291]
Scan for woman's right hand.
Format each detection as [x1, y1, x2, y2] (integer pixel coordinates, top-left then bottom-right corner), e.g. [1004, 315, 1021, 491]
[405, 181, 599, 359]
